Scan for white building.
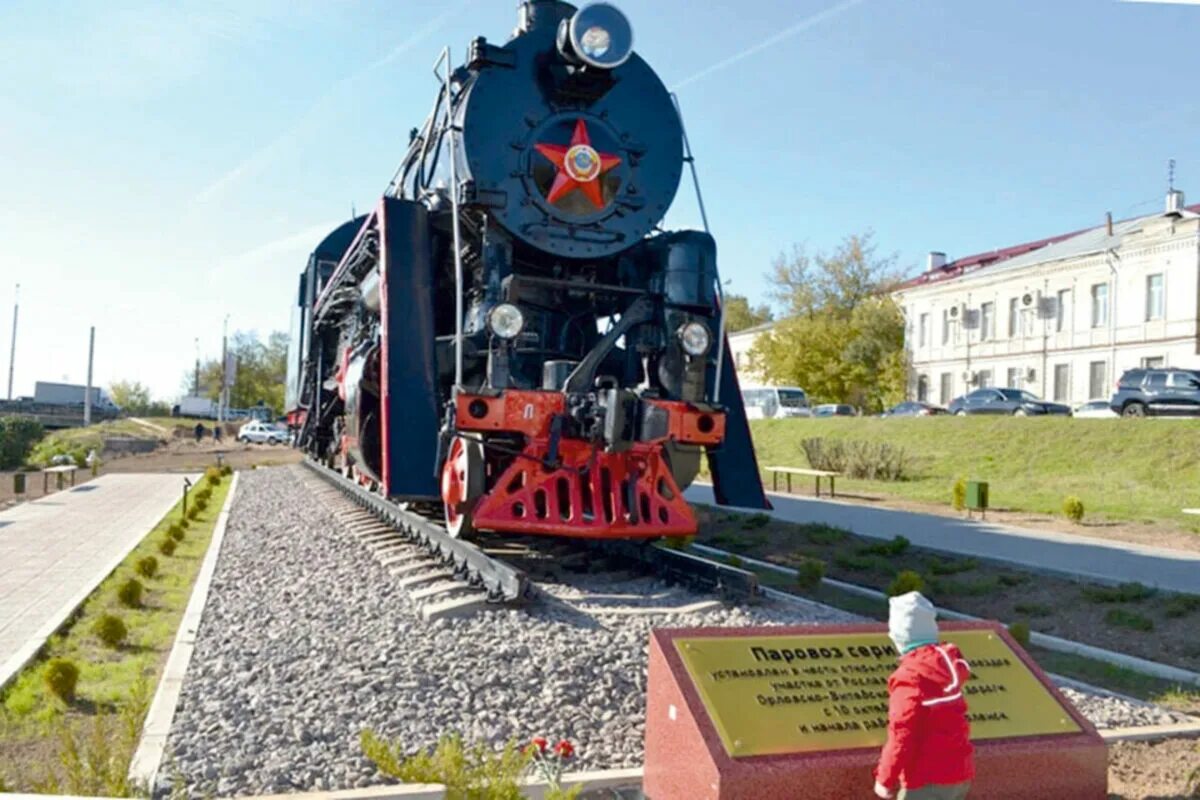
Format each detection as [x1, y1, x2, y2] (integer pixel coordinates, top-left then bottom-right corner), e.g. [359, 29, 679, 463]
[726, 320, 776, 384]
[894, 190, 1200, 406]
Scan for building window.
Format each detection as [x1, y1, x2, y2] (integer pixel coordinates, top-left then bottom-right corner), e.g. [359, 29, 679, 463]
[1053, 364, 1070, 402]
[917, 375, 929, 402]
[1090, 283, 1108, 328]
[940, 373, 952, 405]
[1146, 274, 1164, 321]
[1056, 288, 1071, 332]
[977, 369, 993, 388]
[1008, 298, 1019, 338]
[1006, 367, 1020, 388]
[980, 302, 995, 340]
[1088, 361, 1106, 400]
[1142, 356, 1165, 369]
[919, 313, 929, 348]
[941, 310, 950, 345]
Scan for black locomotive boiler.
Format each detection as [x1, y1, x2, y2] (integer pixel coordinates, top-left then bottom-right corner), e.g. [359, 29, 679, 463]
[285, 1, 768, 539]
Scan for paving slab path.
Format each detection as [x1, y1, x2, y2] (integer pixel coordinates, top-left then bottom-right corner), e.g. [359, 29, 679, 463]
[686, 486, 1200, 594]
[0, 472, 194, 688]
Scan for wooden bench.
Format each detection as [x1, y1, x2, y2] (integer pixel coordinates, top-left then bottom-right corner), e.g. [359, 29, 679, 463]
[42, 464, 78, 493]
[766, 466, 840, 497]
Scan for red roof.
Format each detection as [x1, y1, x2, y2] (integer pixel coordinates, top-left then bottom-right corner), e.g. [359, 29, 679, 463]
[898, 202, 1200, 290]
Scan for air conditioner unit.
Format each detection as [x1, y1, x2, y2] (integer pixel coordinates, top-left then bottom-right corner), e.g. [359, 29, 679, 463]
[1037, 295, 1058, 319]
[963, 371, 978, 386]
[1025, 368, 1037, 382]
[1021, 293, 1034, 307]
[963, 309, 980, 329]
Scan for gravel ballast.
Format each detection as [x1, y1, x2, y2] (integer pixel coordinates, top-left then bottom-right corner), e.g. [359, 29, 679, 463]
[159, 467, 1195, 797]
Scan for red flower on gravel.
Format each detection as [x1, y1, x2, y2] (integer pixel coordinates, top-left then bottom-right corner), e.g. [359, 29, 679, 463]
[529, 737, 549, 754]
[554, 740, 575, 758]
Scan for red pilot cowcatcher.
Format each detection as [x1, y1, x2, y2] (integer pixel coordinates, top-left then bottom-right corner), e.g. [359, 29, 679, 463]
[534, 119, 622, 209]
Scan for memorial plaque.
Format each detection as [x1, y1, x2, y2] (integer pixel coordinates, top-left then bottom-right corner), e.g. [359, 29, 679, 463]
[644, 622, 1108, 800]
[673, 629, 1080, 758]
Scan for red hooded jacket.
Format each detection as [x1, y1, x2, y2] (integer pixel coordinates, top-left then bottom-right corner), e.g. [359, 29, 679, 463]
[874, 642, 975, 791]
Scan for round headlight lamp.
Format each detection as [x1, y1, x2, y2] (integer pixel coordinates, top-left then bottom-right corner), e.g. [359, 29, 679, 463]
[678, 321, 712, 357]
[487, 303, 525, 340]
[560, 3, 633, 69]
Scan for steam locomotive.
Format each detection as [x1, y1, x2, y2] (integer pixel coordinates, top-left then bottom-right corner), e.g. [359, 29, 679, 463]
[285, 0, 768, 539]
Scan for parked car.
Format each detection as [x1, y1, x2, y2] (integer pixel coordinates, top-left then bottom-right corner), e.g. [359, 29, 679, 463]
[813, 404, 857, 417]
[947, 388, 1071, 416]
[237, 420, 285, 444]
[1073, 400, 1118, 419]
[1110, 367, 1200, 417]
[742, 386, 812, 419]
[883, 401, 948, 417]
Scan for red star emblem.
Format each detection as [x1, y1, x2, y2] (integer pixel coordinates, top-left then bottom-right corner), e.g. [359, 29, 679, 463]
[534, 119, 622, 209]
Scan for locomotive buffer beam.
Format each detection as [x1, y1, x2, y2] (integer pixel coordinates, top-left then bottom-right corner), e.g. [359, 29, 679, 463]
[302, 458, 529, 602]
[590, 539, 760, 604]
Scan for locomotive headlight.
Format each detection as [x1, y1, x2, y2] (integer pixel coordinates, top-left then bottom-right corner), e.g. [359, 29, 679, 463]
[678, 321, 712, 357]
[562, 3, 633, 69]
[487, 303, 525, 340]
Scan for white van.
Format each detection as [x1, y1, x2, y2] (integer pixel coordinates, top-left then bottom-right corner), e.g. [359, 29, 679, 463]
[741, 386, 811, 419]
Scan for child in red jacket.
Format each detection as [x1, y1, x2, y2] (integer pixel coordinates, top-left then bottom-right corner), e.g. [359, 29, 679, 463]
[873, 591, 974, 800]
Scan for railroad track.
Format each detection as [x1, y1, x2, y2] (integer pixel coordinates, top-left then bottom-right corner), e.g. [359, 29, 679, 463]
[300, 458, 760, 619]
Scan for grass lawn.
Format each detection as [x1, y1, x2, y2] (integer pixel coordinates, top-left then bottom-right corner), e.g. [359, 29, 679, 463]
[27, 420, 164, 467]
[742, 416, 1200, 526]
[0, 470, 233, 793]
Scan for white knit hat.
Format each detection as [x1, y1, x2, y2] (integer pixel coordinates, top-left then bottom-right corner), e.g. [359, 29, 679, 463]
[888, 591, 939, 654]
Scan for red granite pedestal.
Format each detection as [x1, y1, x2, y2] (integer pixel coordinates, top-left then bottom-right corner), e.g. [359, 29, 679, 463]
[644, 622, 1107, 800]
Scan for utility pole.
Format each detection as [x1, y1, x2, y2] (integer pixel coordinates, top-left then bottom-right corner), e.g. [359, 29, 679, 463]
[219, 315, 229, 424]
[84, 326, 95, 425]
[193, 337, 200, 395]
[6, 284, 18, 400]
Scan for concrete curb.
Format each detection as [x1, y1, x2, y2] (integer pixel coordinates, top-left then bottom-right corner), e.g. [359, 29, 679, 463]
[689, 542, 1200, 688]
[1101, 721, 1200, 742]
[0, 474, 198, 692]
[128, 471, 241, 790]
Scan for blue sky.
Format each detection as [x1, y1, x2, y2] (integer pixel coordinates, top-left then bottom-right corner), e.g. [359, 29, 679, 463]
[1, 0, 1196, 400]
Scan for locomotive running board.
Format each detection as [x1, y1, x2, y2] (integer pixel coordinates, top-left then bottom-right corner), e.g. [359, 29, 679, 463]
[591, 539, 760, 604]
[302, 458, 530, 602]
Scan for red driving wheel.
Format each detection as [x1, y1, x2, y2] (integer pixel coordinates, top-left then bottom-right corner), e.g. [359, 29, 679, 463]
[441, 436, 484, 538]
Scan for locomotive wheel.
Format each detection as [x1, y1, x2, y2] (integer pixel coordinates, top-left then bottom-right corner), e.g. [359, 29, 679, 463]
[442, 437, 484, 538]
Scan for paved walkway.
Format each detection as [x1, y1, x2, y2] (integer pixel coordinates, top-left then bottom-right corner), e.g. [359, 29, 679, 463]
[0, 473, 192, 688]
[686, 486, 1200, 594]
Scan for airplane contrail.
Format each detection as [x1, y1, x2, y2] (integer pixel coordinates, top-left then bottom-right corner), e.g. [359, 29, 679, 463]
[671, 0, 870, 92]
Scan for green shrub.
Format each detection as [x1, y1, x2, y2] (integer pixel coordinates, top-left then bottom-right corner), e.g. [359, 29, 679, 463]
[360, 731, 533, 800]
[1105, 608, 1154, 632]
[194, 487, 212, 504]
[1014, 602, 1052, 617]
[661, 535, 695, 551]
[795, 559, 826, 591]
[933, 576, 1000, 597]
[725, 554, 743, 568]
[929, 557, 979, 576]
[887, 570, 925, 597]
[204, 466, 222, 487]
[167, 522, 186, 542]
[1063, 496, 1085, 523]
[998, 573, 1028, 587]
[43, 659, 80, 702]
[800, 437, 910, 480]
[1082, 582, 1154, 604]
[952, 477, 967, 512]
[1008, 622, 1031, 647]
[92, 614, 128, 648]
[193, 497, 208, 513]
[860, 536, 910, 557]
[135, 556, 158, 579]
[0, 416, 44, 470]
[220, 464, 233, 477]
[834, 553, 874, 571]
[804, 525, 847, 546]
[158, 537, 177, 556]
[116, 578, 143, 608]
[186, 506, 199, 521]
[740, 513, 770, 530]
[1164, 594, 1200, 618]
[801, 438, 847, 473]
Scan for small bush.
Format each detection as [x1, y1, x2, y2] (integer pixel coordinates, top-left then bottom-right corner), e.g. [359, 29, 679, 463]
[795, 559, 826, 591]
[158, 537, 177, 556]
[1082, 582, 1154, 604]
[804, 525, 847, 546]
[725, 554, 744, 568]
[1014, 602, 1052, 617]
[1105, 608, 1154, 632]
[952, 477, 967, 512]
[92, 614, 128, 648]
[997, 573, 1028, 587]
[167, 522, 186, 542]
[1008, 622, 1031, 647]
[220, 464, 233, 476]
[834, 553, 874, 571]
[193, 497, 209, 513]
[1063, 496, 1085, 523]
[887, 570, 925, 597]
[661, 535, 695, 551]
[186, 506, 199, 521]
[800, 437, 910, 481]
[740, 513, 770, 530]
[0, 416, 44, 470]
[194, 487, 212, 504]
[859, 536, 910, 557]
[117, 578, 143, 608]
[929, 557, 979, 576]
[43, 659, 79, 702]
[934, 576, 1000, 597]
[1164, 594, 1200, 618]
[204, 466, 222, 487]
[135, 556, 158, 579]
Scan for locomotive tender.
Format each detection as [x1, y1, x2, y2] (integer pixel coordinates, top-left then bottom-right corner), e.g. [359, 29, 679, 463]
[285, 0, 768, 540]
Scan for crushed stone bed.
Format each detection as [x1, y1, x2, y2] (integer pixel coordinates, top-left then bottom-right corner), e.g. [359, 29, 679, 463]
[158, 467, 1194, 797]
